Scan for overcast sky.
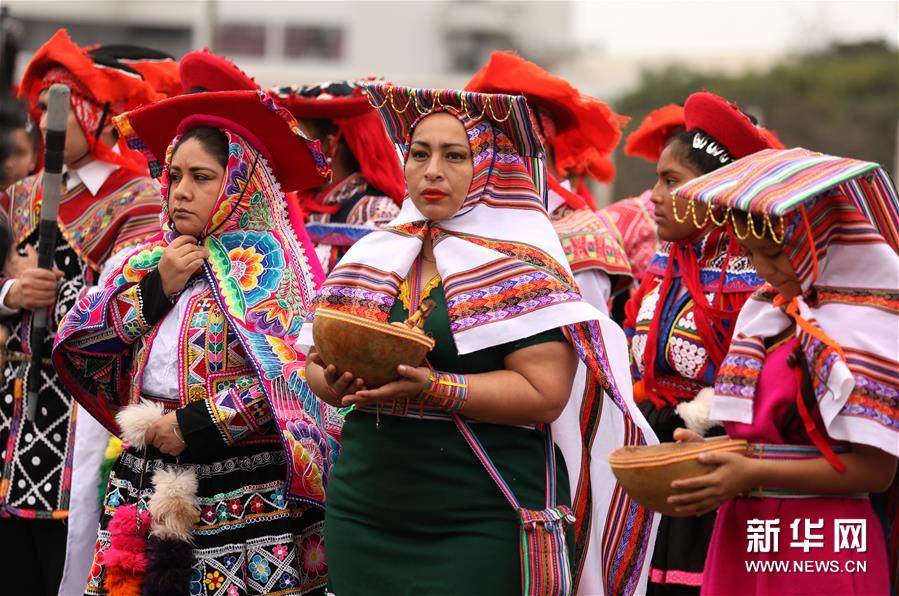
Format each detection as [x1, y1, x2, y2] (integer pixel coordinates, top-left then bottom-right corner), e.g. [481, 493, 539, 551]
[573, 0, 898, 57]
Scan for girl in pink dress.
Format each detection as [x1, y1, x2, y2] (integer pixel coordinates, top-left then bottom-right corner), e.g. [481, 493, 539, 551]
[667, 149, 898, 595]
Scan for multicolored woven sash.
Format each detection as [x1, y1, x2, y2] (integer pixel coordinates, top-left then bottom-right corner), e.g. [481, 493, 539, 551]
[746, 443, 866, 499]
[454, 416, 575, 596]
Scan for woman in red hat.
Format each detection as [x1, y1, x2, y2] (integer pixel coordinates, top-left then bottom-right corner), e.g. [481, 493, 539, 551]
[623, 91, 778, 595]
[273, 81, 405, 274]
[0, 30, 175, 594]
[52, 90, 339, 596]
[466, 52, 634, 316]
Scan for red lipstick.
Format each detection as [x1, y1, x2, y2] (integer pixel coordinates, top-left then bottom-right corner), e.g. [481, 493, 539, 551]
[421, 187, 447, 202]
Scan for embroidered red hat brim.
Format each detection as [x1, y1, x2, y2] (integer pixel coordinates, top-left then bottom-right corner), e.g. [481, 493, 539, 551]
[179, 49, 259, 93]
[624, 104, 685, 162]
[18, 29, 162, 112]
[115, 90, 330, 192]
[465, 51, 626, 180]
[683, 91, 772, 159]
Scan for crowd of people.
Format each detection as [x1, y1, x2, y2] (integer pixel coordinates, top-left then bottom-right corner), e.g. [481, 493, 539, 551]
[0, 28, 895, 596]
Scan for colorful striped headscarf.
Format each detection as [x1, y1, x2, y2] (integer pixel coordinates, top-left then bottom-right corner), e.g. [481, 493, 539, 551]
[297, 84, 659, 595]
[674, 149, 899, 460]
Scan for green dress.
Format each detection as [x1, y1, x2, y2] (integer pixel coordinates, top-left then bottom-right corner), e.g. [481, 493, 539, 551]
[324, 282, 571, 595]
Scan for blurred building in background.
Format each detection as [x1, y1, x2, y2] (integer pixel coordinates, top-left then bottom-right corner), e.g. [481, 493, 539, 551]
[3, 0, 897, 202]
[5, 0, 578, 89]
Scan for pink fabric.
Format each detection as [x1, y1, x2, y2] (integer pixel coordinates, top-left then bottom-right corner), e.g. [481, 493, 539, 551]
[649, 567, 704, 587]
[703, 340, 890, 595]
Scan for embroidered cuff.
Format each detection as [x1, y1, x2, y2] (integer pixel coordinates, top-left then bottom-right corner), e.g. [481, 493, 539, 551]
[176, 379, 275, 458]
[137, 269, 174, 327]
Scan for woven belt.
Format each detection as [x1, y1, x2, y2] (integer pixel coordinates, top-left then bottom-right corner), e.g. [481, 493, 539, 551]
[745, 443, 866, 499]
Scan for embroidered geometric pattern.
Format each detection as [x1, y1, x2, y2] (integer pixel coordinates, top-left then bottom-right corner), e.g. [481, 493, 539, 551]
[552, 205, 632, 283]
[55, 124, 339, 505]
[89, 450, 327, 595]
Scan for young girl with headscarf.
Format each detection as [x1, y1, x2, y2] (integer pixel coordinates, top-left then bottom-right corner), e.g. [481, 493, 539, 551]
[669, 148, 897, 595]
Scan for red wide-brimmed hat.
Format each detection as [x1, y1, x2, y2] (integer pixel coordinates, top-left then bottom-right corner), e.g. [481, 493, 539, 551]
[272, 80, 405, 203]
[179, 48, 259, 93]
[19, 29, 173, 113]
[624, 104, 685, 162]
[272, 80, 373, 118]
[95, 44, 182, 98]
[465, 51, 628, 183]
[683, 91, 772, 159]
[115, 90, 330, 192]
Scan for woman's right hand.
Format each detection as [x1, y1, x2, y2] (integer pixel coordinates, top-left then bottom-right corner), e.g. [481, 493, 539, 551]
[158, 235, 209, 296]
[307, 351, 365, 403]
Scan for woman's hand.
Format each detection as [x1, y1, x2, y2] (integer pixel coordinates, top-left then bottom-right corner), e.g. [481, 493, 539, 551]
[307, 352, 365, 404]
[340, 364, 430, 408]
[158, 235, 209, 296]
[667, 451, 760, 516]
[145, 411, 186, 456]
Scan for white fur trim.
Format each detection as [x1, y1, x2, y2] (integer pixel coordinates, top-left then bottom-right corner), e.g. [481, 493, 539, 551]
[148, 468, 200, 541]
[115, 401, 165, 448]
[675, 387, 722, 437]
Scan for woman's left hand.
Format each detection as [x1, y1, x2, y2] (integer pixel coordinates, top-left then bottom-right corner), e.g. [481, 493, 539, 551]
[145, 411, 187, 456]
[340, 365, 431, 408]
[667, 451, 759, 516]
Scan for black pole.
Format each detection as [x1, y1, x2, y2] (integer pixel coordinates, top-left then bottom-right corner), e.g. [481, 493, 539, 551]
[26, 83, 68, 421]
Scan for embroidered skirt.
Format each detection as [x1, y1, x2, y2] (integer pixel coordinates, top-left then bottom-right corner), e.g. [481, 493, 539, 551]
[85, 446, 325, 596]
[324, 411, 571, 596]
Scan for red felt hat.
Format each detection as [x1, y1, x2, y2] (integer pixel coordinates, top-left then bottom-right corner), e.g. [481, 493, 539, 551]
[271, 80, 373, 119]
[114, 90, 330, 192]
[465, 51, 627, 182]
[272, 81, 406, 203]
[624, 104, 685, 162]
[18, 29, 167, 114]
[91, 44, 181, 99]
[179, 48, 259, 93]
[683, 91, 772, 159]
